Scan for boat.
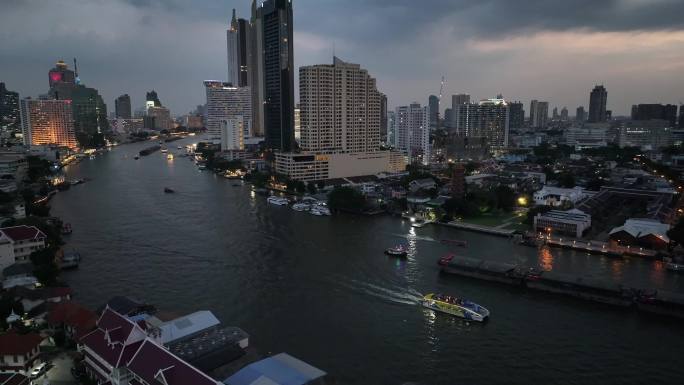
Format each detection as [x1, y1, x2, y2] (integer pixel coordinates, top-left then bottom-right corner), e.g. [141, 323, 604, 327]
[292, 202, 310, 212]
[420, 293, 490, 322]
[411, 219, 426, 228]
[177, 146, 183, 150]
[59, 251, 81, 270]
[310, 204, 331, 216]
[167, 154, 174, 160]
[161, 148, 168, 153]
[139, 145, 161, 156]
[666, 262, 684, 273]
[134, 156, 140, 160]
[441, 239, 467, 247]
[164, 187, 175, 194]
[385, 244, 408, 257]
[438, 254, 454, 266]
[267, 196, 289, 206]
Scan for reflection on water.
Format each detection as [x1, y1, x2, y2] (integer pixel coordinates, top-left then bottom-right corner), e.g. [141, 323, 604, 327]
[610, 259, 625, 280]
[539, 246, 554, 271]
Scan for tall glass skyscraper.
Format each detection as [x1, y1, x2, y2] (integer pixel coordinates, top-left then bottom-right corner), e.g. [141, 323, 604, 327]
[588, 85, 608, 123]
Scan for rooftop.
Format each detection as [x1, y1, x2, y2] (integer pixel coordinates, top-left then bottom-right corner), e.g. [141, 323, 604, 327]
[0, 331, 44, 356]
[0, 225, 46, 242]
[225, 353, 326, 385]
[159, 310, 221, 344]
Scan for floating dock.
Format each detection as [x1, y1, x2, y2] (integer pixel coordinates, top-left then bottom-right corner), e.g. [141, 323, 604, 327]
[440, 256, 684, 319]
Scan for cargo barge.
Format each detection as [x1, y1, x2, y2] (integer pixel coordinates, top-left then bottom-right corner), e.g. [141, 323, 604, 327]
[139, 145, 161, 156]
[439, 255, 684, 319]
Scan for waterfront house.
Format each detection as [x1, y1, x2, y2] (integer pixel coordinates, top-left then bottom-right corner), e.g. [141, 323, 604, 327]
[0, 226, 47, 265]
[224, 353, 327, 385]
[0, 372, 29, 385]
[534, 209, 592, 238]
[12, 286, 72, 321]
[0, 331, 45, 374]
[609, 218, 671, 250]
[47, 301, 97, 341]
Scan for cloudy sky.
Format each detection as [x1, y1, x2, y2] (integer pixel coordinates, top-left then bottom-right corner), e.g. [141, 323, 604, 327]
[2, 0, 684, 116]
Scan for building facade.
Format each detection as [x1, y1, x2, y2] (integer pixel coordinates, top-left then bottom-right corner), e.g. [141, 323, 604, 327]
[428, 95, 439, 132]
[220, 117, 245, 151]
[395, 103, 430, 165]
[204, 81, 252, 141]
[631, 104, 678, 127]
[299, 57, 382, 154]
[20, 99, 78, 149]
[0, 83, 20, 131]
[146, 106, 172, 130]
[534, 209, 591, 238]
[529, 100, 549, 129]
[115, 94, 131, 119]
[617, 120, 672, 150]
[509, 101, 525, 129]
[455, 99, 510, 150]
[588, 85, 608, 123]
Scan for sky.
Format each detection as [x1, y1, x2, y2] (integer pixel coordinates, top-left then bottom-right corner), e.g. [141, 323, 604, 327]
[2, 0, 684, 116]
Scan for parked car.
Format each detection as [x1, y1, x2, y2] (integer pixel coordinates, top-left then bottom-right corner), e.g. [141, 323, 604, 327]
[30, 362, 48, 379]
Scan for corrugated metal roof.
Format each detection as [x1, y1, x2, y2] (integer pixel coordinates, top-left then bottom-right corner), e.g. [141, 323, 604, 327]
[225, 353, 326, 385]
[160, 310, 220, 344]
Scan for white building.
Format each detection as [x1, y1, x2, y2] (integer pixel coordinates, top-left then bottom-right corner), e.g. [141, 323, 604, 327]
[533, 186, 586, 207]
[220, 117, 245, 151]
[534, 209, 591, 238]
[530, 100, 549, 129]
[275, 151, 406, 182]
[565, 127, 608, 149]
[617, 120, 672, 150]
[395, 103, 430, 165]
[204, 80, 252, 141]
[455, 98, 510, 149]
[0, 226, 47, 271]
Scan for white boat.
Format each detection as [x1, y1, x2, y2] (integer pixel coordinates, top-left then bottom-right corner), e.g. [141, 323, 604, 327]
[411, 219, 426, 228]
[421, 293, 490, 322]
[291, 202, 310, 212]
[267, 196, 289, 206]
[161, 148, 168, 153]
[310, 204, 331, 216]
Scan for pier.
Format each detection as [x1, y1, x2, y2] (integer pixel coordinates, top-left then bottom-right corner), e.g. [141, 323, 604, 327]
[524, 233, 659, 259]
[440, 221, 515, 237]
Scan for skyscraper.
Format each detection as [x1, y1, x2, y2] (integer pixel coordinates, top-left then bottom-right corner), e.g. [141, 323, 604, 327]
[576, 106, 586, 122]
[20, 98, 77, 149]
[588, 85, 608, 123]
[560, 107, 569, 121]
[456, 98, 510, 149]
[380, 93, 388, 145]
[552, 107, 559, 120]
[204, 81, 252, 142]
[254, 0, 295, 152]
[299, 57, 382, 153]
[395, 103, 430, 165]
[227, 9, 253, 88]
[631, 104, 678, 127]
[146, 91, 162, 108]
[0, 83, 20, 131]
[226, 9, 240, 87]
[429, 95, 439, 132]
[450, 94, 471, 134]
[509, 101, 525, 129]
[48, 60, 76, 88]
[529, 100, 549, 129]
[115, 94, 131, 119]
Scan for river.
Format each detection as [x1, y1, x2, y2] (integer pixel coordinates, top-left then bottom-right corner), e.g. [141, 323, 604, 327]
[51, 137, 684, 385]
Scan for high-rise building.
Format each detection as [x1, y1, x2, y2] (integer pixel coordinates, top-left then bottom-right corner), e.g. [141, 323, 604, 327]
[450, 94, 471, 134]
[115, 94, 131, 119]
[509, 101, 525, 129]
[452, 94, 470, 106]
[220, 116, 245, 151]
[576, 106, 586, 122]
[631, 104, 678, 127]
[226, 9, 240, 87]
[204, 81, 252, 141]
[380, 93, 388, 144]
[0, 83, 20, 131]
[254, 0, 295, 152]
[20, 98, 77, 149]
[429, 95, 439, 131]
[552, 107, 559, 120]
[294, 105, 301, 142]
[588, 85, 608, 123]
[48, 60, 76, 88]
[145, 91, 162, 108]
[560, 107, 569, 121]
[299, 57, 382, 154]
[146, 106, 172, 130]
[395, 103, 430, 165]
[387, 110, 396, 146]
[226, 9, 253, 88]
[529, 100, 549, 129]
[443, 108, 454, 131]
[456, 98, 509, 149]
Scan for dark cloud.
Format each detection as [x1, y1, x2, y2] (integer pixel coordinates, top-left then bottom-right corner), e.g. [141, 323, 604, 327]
[1, 0, 683, 116]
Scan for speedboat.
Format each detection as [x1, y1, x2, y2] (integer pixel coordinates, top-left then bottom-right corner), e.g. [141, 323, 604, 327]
[161, 148, 168, 153]
[385, 244, 408, 257]
[134, 156, 140, 160]
[267, 196, 289, 206]
[167, 154, 174, 160]
[421, 293, 490, 322]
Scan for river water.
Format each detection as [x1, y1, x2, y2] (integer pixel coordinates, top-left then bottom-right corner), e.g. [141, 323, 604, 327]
[51, 137, 684, 385]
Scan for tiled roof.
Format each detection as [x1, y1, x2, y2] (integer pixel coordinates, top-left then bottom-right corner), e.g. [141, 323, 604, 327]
[127, 339, 218, 385]
[13, 286, 72, 301]
[0, 226, 46, 242]
[47, 302, 97, 338]
[0, 331, 43, 356]
[0, 373, 30, 385]
[80, 307, 146, 368]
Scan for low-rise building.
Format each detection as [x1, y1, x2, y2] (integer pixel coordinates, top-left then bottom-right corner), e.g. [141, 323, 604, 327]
[0, 332, 45, 374]
[564, 127, 608, 150]
[534, 209, 591, 238]
[533, 186, 585, 207]
[275, 151, 406, 182]
[609, 218, 670, 250]
[408, 178, 437, 193]
[47, 301, 97, 340]
[0, 226, 47, 267]
[225, 353, 327, 385]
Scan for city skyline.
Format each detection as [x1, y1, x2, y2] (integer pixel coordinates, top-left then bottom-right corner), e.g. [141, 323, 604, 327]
[1, 1, 683, 116]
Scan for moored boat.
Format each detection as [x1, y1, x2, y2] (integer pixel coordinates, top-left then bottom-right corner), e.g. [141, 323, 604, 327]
[267, 196, 289, 206]
[411, 219, 426, 228]
[666, 262, 684, 273]
[421, 293, 489, 322]
[385, 244, 408, 257]
[438, 254, 454, 266]
[310, 204, 331, 216]
[292, 202, 310, 212]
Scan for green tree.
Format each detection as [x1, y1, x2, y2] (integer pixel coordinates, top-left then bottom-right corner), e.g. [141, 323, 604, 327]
[494, 185, 516, 212]
[307, 182, 318, 195]
[295, 181, 306, 194]
[557, 172, 576, 188]
[328, 187, 366, 213]
[667, 218, 684, 246]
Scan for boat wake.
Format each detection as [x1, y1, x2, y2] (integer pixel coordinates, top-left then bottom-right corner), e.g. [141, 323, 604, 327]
[391, 233, 438, 243]
[334, 277, 424, 306]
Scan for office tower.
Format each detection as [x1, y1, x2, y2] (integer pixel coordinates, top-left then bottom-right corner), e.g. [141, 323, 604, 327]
[20, 98, 77, 149]
[443, 108, 454, 130]
[294, 105, 301, 142]
[380, 93, 388, 144]
[253, 0, 295, 152]
[146, 91, 162, 108]
[395, 103, 430, 165]
[560, 107, 569, 121]
[299, 57, 382, 153]
[387, 111, 396, 146]
[631, 104, 678, 127]
[450, 94, 471, 133]
[588, 85, 608, 123]
[220, 116, 245, 151]
[552, 107, 559, 120]
[576, 106, 586, 122]
[529, 100, 549, 129]
[204, 81, 252, 141]
[146, 106, 172, 130]
[227, 9, 253, 87]
[48, 60, 76, 88]
[227, 9, 240, 87]
[115, 94, 132, 119]
[509, 101, 525, 129]
[456, 98, 509, 149]
[0, 83, 20, 131]
[429, 95, 439, 131]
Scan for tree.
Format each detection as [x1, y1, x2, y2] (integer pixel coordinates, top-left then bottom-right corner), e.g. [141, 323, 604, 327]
[494, 185, 516, 212]
[295, 181, 306, 194]
[667, 218, 684, 246]
[328, 187, 366, 213]
[557, 172, 576, 188]
[307, 182, 318, 195]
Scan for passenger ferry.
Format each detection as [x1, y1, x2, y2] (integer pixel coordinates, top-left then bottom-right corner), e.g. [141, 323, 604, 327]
[267, 196, 289, 206]
[385, 244, 408, 257]
[421, 293, 490, 322]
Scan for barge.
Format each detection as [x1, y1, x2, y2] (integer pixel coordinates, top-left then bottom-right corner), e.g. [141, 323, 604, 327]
[440, 256, 684, 319]
[139, 145, 161, 156]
